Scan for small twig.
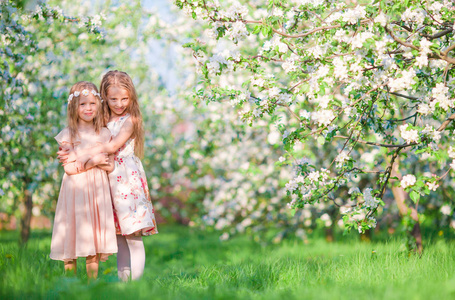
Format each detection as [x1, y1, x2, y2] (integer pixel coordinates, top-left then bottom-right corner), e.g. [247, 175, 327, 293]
[421, 29, 453, 40]
[333, 135, 416, 149]
[385, 26, 419, 51]
[390, 92, 419, 100]
[386, 113, 417, 123]
[443, 63, 452, 84]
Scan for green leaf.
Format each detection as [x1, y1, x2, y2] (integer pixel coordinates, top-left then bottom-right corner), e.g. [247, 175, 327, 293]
[317, 136, 325, 145]
[301, 83, 310, 94]
[410, 191, 420, 203]
[415, 180, 425, 188]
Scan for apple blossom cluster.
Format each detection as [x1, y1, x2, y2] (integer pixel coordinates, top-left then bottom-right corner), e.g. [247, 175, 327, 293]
[325, 5, 366, 25]
[285, 168, 333, 208]
[401, 175, 417, 189]
[335, 151, 350, 169]
[226, 20, 248, 43]
[387, 69, 417, 93]
[417, 82, 455, 116]
[206, 50, 241, 75]
[399, 124, 420, 144]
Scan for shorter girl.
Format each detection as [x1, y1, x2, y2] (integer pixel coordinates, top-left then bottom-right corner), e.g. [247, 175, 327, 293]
[50, 81, 117, 279]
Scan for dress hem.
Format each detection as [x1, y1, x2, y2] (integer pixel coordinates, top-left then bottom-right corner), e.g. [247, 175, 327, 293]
[119, 226, 159, 237]
[49, 249, 118, 262]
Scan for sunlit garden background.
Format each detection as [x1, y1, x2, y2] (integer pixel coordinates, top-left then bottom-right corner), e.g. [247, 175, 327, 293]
[2, 0, 455, 298]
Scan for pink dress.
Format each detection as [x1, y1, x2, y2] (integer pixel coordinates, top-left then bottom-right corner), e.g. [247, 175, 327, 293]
[50, 127, 118, 262]
[107, 114, 158, 236]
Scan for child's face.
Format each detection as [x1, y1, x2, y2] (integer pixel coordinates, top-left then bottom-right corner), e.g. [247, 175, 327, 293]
[78, 94, 98, 124]
[106, 86, 130, 118]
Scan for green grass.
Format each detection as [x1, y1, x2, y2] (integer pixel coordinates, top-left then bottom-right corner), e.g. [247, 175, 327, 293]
[1, 226, 455, 299]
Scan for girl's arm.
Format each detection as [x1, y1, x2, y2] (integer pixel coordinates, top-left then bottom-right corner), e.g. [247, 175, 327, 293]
[63, 153, 109, 175]
[96, 154, 115, 173]
[74, 118, 134, 168]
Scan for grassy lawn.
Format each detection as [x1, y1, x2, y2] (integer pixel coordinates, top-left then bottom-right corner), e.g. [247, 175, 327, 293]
[1, 225, 455, 299]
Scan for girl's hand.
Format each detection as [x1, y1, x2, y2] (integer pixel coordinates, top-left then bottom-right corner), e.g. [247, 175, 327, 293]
[74, 153, 92, 172]
[57, 146, 70, 165]
[92, 153, 109, 166]
[74, 159, 84, 172]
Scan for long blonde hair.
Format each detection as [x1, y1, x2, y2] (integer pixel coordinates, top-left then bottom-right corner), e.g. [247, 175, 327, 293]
[67, 81, 104, 143]
[100, 70, 144, 158]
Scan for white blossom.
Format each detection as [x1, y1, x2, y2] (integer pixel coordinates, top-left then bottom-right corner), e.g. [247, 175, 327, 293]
[401, 174, 416, 189]
[282, 60, 297, 73]
[387, 69, 417, 92]
[417, 103, 432, 115]
[448, 147, 455, 159]
[251, 77, 266, 87]
[415, 55, 428, 68]
[307, 171, 319, 183]
[431, 83, 454, 111]
[363, 188, 379, 209]
[342, 6, 366, 25]
[311, 109, 335, 126]
[335, 151, 350, 168]
[227, 21, 248, 42]
[300, 110, 311, 119]
[348, 187, 360, 195]
[399, 124, 419, 144]
[450, 160, 455, 170]
[374, 13, 387, 26]
[441, 205, 452, 216]
[426, 181, 439, 191]
[401, 8, 426, 25]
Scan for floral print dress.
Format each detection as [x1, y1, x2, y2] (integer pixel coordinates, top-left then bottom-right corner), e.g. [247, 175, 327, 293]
[107, 114, 158, 236]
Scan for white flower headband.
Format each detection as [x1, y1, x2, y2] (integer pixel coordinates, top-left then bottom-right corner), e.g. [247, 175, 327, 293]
[67, 89, 103, 103]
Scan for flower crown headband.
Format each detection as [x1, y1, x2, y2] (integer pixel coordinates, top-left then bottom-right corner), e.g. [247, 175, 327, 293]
[67, 89, 103, 103]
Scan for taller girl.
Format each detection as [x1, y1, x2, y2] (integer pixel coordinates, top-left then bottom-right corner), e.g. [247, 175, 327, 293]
[77, 71, 158, 281]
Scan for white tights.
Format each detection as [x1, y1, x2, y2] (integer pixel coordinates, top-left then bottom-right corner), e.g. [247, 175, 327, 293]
[116, 235, 145, 281]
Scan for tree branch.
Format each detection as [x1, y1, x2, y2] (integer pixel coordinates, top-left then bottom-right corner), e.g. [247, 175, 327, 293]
[443, 43, 455, 56]
[242, 19, 371, 39]
[385, 26, 419, 51]
[390, 92, 419, 100]
[421, 29, 453, 40]
[334, 135, 414, 148]
[437, 112, 455, 132]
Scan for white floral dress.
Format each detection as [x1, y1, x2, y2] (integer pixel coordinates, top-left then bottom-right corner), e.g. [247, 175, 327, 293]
[107, 114, 158, 236]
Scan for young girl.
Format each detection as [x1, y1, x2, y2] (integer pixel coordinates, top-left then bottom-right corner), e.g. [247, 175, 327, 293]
[62, 71, 158, 281]
[50, 81, 117, 279]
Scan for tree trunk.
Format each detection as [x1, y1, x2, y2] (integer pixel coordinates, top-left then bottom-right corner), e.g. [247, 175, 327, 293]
[360, 229, 372, 242]
[391, 163, 423, 254]
[325, 227, 334, 242]
[20, 186, 33, 245]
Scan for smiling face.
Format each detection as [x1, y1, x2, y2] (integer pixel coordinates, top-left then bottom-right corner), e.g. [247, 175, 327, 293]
[77, 94, 98, 124]
[106, 86, 130, 118]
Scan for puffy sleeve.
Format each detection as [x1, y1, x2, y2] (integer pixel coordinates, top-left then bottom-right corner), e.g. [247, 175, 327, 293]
[54, 128, 71, 146]
[97, 127, 112, 145]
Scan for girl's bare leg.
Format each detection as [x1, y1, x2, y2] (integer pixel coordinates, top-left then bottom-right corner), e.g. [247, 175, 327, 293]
[64, 259, 77, 275]
[86, 255, 99, 279]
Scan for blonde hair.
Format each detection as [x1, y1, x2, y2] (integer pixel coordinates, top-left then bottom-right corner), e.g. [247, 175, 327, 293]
[100, 70, 144, 158]
[67, 81, 104, 143]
